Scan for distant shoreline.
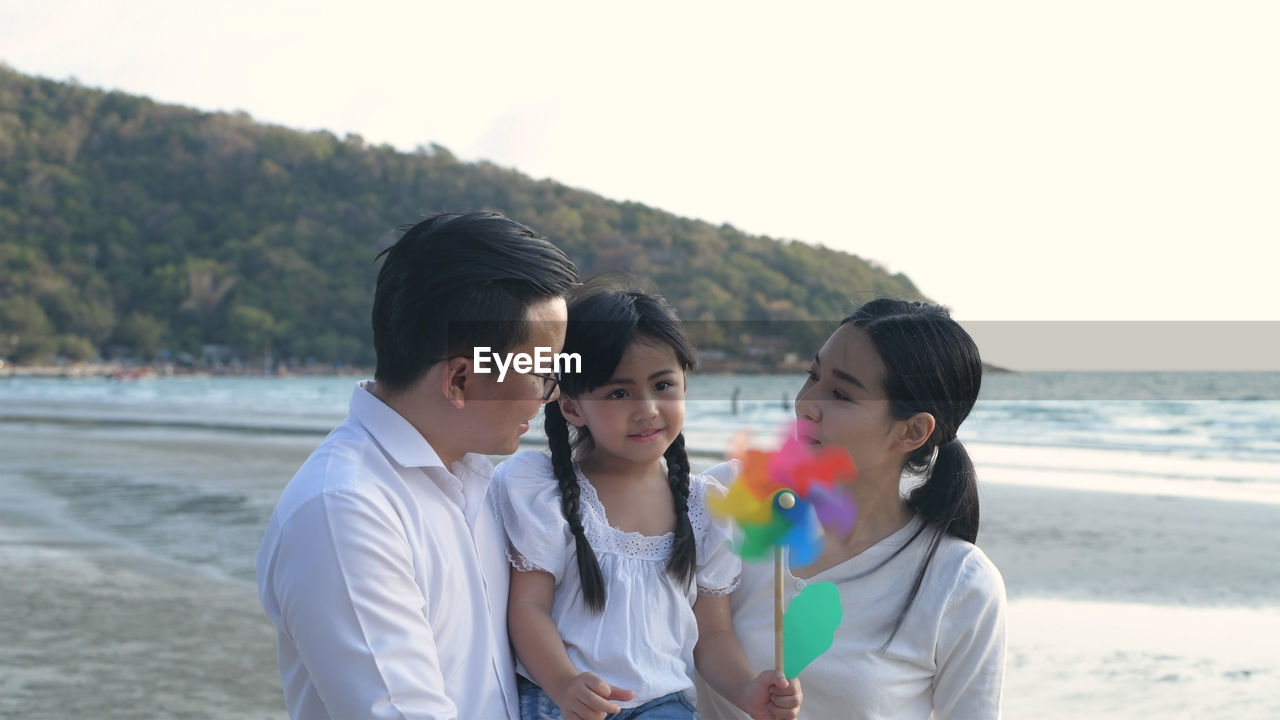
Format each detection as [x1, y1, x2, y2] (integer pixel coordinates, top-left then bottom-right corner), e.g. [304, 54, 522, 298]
[0, 362, 369, 380]
[0, 358, 1015, 378]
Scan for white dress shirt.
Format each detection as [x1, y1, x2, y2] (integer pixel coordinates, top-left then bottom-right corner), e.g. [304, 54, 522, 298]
[490, 451, 741, 707]
[256, 381, 518, 720]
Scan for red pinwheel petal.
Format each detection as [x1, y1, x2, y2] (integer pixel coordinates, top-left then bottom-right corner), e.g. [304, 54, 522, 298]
[793, 448, 856, 492]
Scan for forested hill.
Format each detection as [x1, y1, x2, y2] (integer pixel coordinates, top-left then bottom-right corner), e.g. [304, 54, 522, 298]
[0, 65, 925, 368]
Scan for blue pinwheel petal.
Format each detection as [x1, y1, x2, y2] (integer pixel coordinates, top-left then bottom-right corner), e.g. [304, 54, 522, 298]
[780, 509, 824, 567]
[774, 492, 811, 523]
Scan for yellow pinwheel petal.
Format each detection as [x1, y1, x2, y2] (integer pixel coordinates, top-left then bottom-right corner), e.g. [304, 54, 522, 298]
[708, 480, 774, 525]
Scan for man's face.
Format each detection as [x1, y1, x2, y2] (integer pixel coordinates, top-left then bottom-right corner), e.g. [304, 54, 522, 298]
[466, 296, 568, 456]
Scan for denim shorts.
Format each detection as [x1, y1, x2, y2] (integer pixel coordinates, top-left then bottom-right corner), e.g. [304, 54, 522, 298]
[517, 675, 699, 720]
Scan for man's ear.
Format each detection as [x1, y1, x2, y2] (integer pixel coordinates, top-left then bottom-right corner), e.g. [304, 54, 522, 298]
[441, 356, 470, 410]
[558, 395, 588, 427]
[894, 412, 936, 454]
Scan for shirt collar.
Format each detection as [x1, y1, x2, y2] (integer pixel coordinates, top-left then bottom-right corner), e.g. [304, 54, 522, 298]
[348, 381, 494, 481]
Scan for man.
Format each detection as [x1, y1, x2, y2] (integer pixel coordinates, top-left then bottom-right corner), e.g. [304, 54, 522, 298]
[257, 211, 579, 719]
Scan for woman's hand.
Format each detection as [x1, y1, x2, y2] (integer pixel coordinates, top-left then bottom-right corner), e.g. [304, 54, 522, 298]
[741, 670, 803, 720]
[552, 671, 636, 720]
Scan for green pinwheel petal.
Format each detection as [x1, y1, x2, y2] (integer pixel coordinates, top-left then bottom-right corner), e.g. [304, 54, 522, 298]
[783, 581, 843, 677]
[736, 515, 791, 559]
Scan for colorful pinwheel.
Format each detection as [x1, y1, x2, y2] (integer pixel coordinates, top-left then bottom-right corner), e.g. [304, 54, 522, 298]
[709, 419, 858, 677]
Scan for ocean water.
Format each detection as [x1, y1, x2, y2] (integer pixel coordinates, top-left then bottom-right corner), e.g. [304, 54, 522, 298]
[3, 371, 1278, 452]
[1, 371, 1277, 583]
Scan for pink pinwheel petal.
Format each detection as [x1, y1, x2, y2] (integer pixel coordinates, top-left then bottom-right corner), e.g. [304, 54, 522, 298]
[769, 440, 812, 495]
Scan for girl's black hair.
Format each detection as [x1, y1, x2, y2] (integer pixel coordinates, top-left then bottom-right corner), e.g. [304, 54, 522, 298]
[543, 277, 697, 613]
[840, 299, 983, 642]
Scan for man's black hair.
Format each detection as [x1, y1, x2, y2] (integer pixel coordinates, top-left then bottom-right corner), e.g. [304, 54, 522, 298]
[371, 211, 579, 390]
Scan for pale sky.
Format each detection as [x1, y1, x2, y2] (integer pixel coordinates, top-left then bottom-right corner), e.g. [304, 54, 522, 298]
[2, 1, 1278, 367]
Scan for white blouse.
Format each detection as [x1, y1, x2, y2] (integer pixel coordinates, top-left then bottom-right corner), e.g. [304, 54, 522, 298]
[490, 450, 741, 708]
[696, 511, 1007, 720]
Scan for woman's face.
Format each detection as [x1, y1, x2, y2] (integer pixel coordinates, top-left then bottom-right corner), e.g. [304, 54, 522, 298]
[795, 324, 904, 486]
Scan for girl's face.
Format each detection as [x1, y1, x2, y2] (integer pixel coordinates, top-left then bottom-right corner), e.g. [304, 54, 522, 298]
[561, 338, 687, 471]
[795, 324, 906, 486]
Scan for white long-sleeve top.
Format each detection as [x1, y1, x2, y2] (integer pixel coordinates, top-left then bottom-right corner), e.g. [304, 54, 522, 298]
[256, 382, 518, 720]
[697, 512, 1007, 720]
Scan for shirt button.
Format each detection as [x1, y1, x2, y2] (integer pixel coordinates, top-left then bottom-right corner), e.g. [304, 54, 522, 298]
[795, 579, 807, 589]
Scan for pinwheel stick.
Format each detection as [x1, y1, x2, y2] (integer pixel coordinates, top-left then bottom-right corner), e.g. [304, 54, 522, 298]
[774, 490, 798, 673]
[774, 546, 784, 672]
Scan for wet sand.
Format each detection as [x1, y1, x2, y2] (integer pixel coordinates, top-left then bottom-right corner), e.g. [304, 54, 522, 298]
[2, 421, 1278, 718]
[977, 481, 1280, 606]
[0, 507, 284, 720]
[976, 484, 1280, 717]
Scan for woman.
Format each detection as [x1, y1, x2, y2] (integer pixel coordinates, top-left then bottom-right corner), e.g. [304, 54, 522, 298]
[697, 299, 1006, 719]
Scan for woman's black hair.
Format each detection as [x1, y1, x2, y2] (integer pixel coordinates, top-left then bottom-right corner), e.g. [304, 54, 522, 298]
[543, 277, 697, 613]
[840, 299, 983, 642]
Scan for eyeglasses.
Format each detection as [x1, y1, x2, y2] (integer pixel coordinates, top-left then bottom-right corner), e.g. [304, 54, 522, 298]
[437, 355, 559, 402]
[532, 373, 560, 403]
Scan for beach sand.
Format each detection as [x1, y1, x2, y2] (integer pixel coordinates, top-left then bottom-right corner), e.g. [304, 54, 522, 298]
[977, 480, 1280, 606]
[1004, 599, 1280, 718]
[2, 422, 1278, 718]
[0, 422, 295, 720]
[0, 505, 285, 720]
[976, 483, 1280, 717]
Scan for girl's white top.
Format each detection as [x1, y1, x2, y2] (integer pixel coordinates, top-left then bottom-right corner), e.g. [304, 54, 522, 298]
[490, 450, 741, 708]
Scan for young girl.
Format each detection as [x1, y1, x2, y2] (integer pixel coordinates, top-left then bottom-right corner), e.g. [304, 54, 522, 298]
[490, 282, 801, 720]
[697, 299, 1006, 720]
